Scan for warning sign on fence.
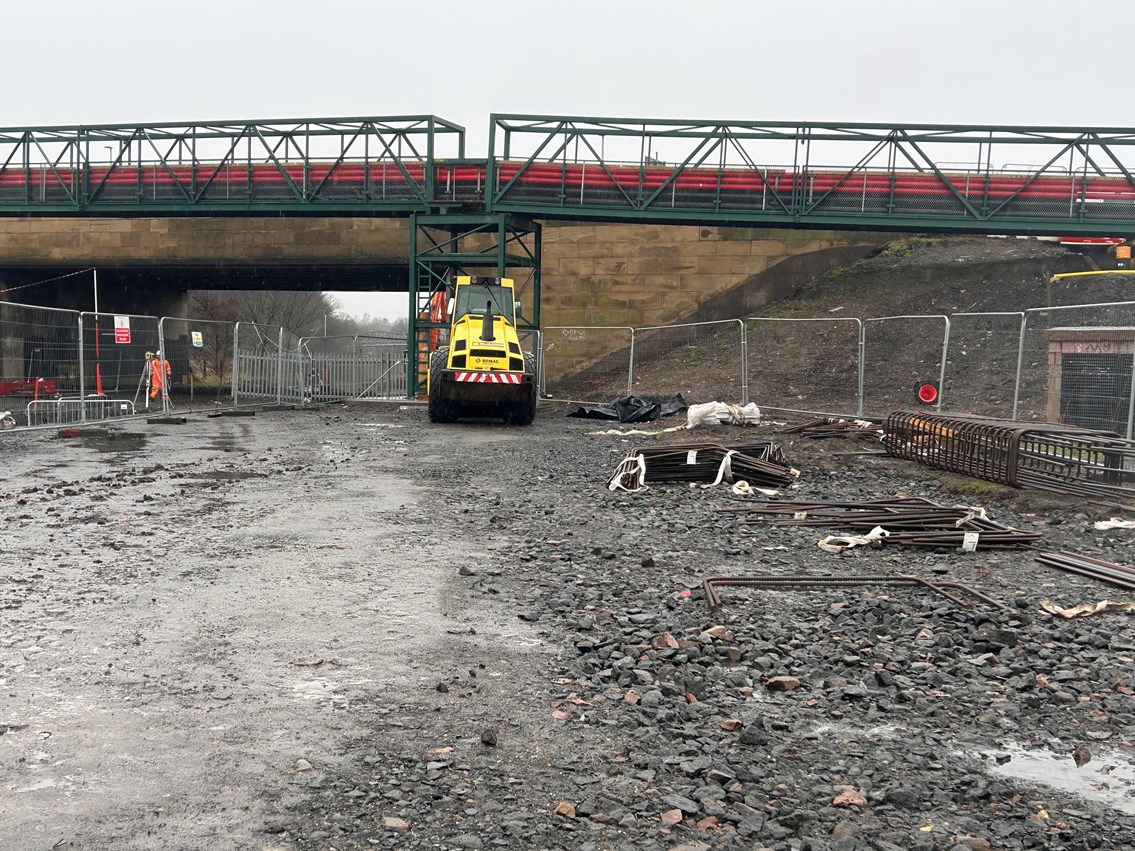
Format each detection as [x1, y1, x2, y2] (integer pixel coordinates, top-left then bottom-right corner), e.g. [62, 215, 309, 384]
[114, 316, 131, 344]
[191, 331, 204, 347]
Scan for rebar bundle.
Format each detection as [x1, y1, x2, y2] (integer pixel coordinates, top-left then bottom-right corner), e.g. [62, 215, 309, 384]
[607, 441, 796, 492]
[716, 495, 1042, 550]
[778, 418, 883, 439]
[884, 411, 1135, 502]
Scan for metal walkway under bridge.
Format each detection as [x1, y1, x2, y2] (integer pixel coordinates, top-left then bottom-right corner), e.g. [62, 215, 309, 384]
[2, 114, 1135, 235]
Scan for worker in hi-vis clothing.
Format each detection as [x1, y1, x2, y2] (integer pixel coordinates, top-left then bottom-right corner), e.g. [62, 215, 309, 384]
[430, 287, 449, 349]
[149, 353, 171, 399]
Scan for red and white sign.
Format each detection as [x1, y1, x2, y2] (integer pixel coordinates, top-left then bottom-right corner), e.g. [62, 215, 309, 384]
[113, 315, 131, 344]
[454, 372, 522, 384]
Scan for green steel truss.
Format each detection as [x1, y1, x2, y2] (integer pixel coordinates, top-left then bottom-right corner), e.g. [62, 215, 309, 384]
[2, 113, 1135, 234]
[407, 213, 541, 396]
[0, 116, 464, 214]
[487, 115, 1135, 236]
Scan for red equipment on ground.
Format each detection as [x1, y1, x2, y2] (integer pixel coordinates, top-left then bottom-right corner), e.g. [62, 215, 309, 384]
[0, 378, 56, 397]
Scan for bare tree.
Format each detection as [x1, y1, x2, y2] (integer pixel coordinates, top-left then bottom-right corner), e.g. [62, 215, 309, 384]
[185, 291, 240, 379]
[237, 290, 336, 337]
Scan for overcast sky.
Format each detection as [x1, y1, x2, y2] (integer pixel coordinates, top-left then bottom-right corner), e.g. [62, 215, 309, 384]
[7, 0, 1132, 318]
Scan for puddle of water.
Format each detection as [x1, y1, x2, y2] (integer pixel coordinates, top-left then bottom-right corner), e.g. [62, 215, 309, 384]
[188, 471, 266, 481]
[204, 424, 253, 453]
[58, 430, 149, 454]
[292, 676, 372, 703]
[975, 743, 1135, 815]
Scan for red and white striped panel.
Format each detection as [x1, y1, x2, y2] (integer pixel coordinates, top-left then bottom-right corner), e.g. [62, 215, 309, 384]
[454, 371, 522, 384]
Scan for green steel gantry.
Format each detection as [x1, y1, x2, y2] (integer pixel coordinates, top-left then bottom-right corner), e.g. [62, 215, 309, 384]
[407, 213, 540, 395]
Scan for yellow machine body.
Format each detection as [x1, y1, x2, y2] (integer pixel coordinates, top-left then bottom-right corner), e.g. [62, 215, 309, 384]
[427, 276, 537, 425]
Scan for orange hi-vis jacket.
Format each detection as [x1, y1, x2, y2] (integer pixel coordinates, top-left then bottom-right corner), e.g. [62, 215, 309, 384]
[429, 289, 448, 349]
[149, 357, 171, 398]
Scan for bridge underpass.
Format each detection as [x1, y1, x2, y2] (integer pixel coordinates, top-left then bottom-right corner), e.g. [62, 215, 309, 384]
[2, 113, 1134, 394]
[0, 262, 408, 314]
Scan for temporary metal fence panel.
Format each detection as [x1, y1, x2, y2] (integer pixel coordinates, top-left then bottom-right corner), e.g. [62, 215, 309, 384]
[744, 317, 862, 416]
[356, 335, 408, 400]
[517, 329, 543, 401]
[157, 317, 237, 414]
[1013, 301, 1135, 436]
[299, 335, 408, 400]
[861, 315, 950, 417]
[0, 302, 81, 426]
[938, 312, 1025, 420]
[354, 347, 408, 399]
[26, 397, 135, 427]
[78, 311, 161, 401]
[278, 327, 305, 406]
[301, 335, 354, 401]
[541, 326, 633, 402]
[234, 322, 289, 405]
[630, 320, 746, 406]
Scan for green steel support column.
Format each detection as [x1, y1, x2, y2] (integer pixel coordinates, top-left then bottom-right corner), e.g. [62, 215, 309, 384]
[406, 214, 419, 397]
[532, 220, 542, 329]
[498, 215, 507, 277]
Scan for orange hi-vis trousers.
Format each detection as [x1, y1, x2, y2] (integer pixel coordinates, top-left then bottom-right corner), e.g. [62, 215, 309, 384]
[149, 358, 171, 399]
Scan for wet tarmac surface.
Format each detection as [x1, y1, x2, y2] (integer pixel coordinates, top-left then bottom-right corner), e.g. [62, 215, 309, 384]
[1, 406, 544, 850]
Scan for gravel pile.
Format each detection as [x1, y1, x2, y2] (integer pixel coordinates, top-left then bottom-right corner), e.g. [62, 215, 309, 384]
[287, 408, 1135, 851]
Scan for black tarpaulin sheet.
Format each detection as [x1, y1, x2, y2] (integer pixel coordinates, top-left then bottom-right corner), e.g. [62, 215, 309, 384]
[567, 394, 688, 423]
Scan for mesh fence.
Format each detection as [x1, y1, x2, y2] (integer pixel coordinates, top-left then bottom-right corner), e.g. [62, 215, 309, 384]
[1014, 302, 1135, 436]
[158, 317, 237, 412]
[745, 317, 861, 415]
[234, 322, 291, 405]
[542, 326, 632, 401]
[938, 312, 1024, 419]
[353, 336, 409, 400]
[79, 311, 162, 401]
[0, 303, 80, 425]
[630, 320, 746, 405]
[299, 335, 408, 401]
[10, 297, 1135, 430]
[861, 315, 949, 417]
[26, 397, 137, 427]
[279, 328, 305, 405]
[518, 330, 542, 398]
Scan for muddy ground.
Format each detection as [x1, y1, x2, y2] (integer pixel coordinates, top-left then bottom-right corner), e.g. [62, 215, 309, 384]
[3, 402, 1135, 851]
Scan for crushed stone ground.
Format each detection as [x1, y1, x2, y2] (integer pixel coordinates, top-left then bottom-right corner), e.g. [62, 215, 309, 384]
[2, 403, 1135, 851]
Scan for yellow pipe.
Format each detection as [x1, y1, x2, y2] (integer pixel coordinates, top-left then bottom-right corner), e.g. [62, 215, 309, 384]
[1051, 270, 1135, 281]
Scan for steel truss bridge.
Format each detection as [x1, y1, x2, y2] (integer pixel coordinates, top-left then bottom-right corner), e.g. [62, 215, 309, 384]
[3, 113, 1135, 391]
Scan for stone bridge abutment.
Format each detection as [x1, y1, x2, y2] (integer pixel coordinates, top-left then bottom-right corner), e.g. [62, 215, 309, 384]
[0, 217, 890, 326]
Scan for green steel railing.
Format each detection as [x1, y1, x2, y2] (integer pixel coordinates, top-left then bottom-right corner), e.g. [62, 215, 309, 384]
[2, 113, 1135, 235]
[486, 115, 1135, 236]
[0, 116, 465, 214]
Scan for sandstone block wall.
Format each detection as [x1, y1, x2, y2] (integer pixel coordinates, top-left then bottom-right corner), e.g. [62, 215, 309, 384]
[0, 217, 888, 329]
[540, 223, 883, 328]
[0, 218, 410, 264]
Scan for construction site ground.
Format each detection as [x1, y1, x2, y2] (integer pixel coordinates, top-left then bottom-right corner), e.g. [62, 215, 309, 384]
[3, 237, 1135, 850]
[2, 399, 1135, 851]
